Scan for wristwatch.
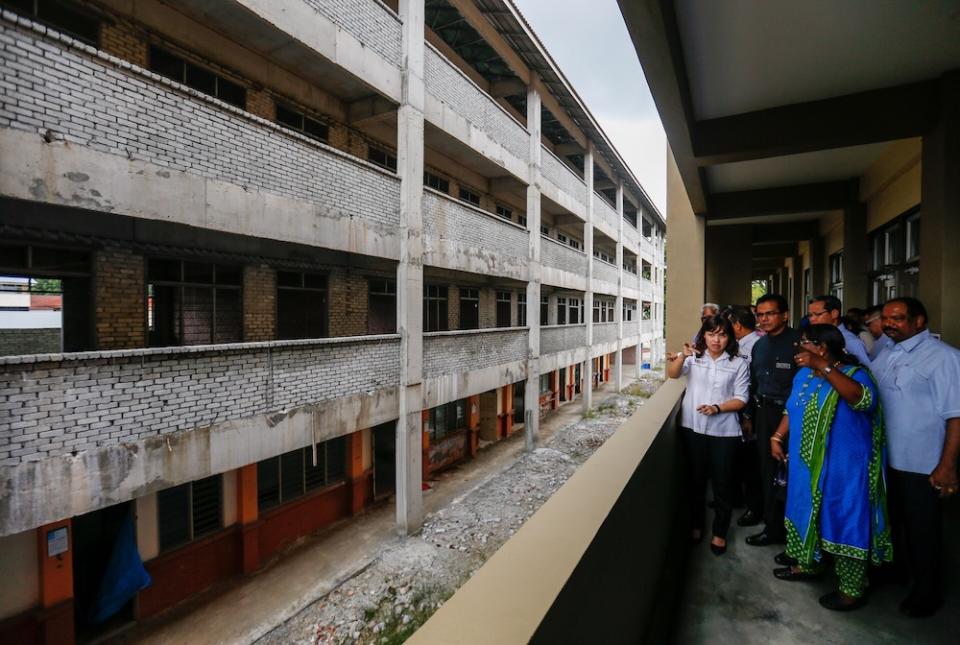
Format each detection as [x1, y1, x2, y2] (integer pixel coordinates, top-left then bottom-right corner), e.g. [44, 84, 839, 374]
[822, 365, 833, 375]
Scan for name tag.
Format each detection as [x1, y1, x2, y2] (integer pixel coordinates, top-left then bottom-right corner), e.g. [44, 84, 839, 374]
[775, 362, 792, 369]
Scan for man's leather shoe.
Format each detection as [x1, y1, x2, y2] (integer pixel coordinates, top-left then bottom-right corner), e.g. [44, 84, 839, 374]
[899, 595, 942, 618]
[774, 551, 797, 566]
[773, 566, 820, 581]
[736, 510, 761, 527]
[746, 531, 786, 546]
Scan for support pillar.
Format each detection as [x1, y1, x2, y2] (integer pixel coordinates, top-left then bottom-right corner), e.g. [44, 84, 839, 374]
[346, 431, 366, 515]
[524, 83, 543, 451]
[395, 0, 426, 535]
[920, 71, 960, 343]
[583, 144, 595, 412]
[809, 234, 827, 296]
[842, 192, 868, 311]
[791, 254, 804, 327]
[38, 519, 74, 645]
[615, 181, 624, 391]
[705, 225, 752, 306]
[236, 465, 259, 573]
[468, 394, 480, 457]
[665, 149, 705, 353]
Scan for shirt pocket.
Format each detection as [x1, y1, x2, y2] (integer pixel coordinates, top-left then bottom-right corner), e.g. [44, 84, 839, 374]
[893, 364, 928, 392]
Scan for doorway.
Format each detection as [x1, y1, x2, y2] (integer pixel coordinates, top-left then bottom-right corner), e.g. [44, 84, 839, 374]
[559, 368, 567, 402]
[72, 501, 135, 642]
[372, 422, 396, 500]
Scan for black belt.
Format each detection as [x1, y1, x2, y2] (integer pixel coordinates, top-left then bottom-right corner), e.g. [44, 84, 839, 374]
[755, 394, 786, 407]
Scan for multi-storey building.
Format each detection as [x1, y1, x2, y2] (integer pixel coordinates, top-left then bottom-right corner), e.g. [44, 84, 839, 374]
[0, 0, 665, 641]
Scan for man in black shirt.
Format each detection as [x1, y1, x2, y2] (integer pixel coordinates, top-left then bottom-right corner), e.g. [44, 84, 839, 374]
[743, 293, 802, 547]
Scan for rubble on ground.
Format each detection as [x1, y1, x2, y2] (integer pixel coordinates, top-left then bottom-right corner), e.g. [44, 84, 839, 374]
[256, 373, 665, 645]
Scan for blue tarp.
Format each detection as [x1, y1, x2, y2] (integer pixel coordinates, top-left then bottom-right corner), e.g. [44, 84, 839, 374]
[89, 512, 152, 624]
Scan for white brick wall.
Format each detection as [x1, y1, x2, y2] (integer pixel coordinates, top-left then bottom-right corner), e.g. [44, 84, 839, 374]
[593, 192, 621, 234]
[623, 222, 640, 255]
[0, 336, 400, 465]
[422, 329, 528, 378]
[304, 0, 401, 65]
[424, 46, 529, 161]
[542, 236, 588, 276]
[594, 322, 617, 345]
[541, 324, 586, 356]
[541, 146, 587, 206]
[0, 18, 400, 229]
[593, 259, 619, 287]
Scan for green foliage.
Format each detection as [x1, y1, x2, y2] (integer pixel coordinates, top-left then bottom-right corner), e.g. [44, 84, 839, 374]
[30, 278, 62, 294]
[751, 280, 767, 305]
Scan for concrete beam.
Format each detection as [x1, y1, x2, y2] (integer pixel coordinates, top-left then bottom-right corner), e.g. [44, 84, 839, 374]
[554, 143, 584, 157]
[534, 76, 589, 149]
[347, 95, 398, 126]
[489, 79, 527, 98]
[446, 0, 531, 84]
[707, 181, 852, 219]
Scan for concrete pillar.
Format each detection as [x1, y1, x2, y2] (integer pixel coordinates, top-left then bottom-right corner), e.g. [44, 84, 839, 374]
[842, 198, 868, 311]
[665, 148, 705, 353]
[395, 0, 425, 535]
[38, 519, 74, 645]
[809, 234, 827, 296]
[236, 465, 259, 573]
[615, 181, 624, 391]
[705, 225, 752, 306]
[346, 430, 367, 515]
[791, 254, 804, 327]
[524, 83, 543, 451]
[583, 144, 595, 412]
[920, 71, 960, 343]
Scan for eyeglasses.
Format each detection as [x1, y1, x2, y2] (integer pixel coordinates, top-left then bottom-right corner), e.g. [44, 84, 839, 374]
[808, 309, 830, 317]
[755, 311, 782, 318]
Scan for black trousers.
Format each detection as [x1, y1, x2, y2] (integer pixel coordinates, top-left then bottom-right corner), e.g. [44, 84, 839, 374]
[682, 427, 739, 539]
[887, 468, 943, 606]
[754, 402, 786, 539]
[736, 436, 763, 516]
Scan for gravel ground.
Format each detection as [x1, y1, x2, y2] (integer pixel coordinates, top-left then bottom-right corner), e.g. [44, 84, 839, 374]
[257, 374, 664, 645]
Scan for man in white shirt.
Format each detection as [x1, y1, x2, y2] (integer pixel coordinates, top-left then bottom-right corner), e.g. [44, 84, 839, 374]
[728, 306, 763, 527]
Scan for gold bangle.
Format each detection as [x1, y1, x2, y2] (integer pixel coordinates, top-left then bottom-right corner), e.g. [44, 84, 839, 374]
[771, 435, 784, 443]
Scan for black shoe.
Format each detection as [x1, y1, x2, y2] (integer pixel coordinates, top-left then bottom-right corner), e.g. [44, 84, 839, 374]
[773, 566, 820, 582]
[819, 591, 867, 612]
[737, 510, 761, 527]
[746, 530, 786, 547]
[774, 551, 797, 566]
[710, 541, 727, 556]
[899, 595, 943, 618]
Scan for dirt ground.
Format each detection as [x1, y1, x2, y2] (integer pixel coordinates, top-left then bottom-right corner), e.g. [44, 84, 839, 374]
[257, 373, 664, 645]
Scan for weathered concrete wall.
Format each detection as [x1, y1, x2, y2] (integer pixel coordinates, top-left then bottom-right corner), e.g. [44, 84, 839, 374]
[422, 190, 529, 280]
[0, 19, 400, 260]
[0, 328, 60, 357]
[541, 236, 588, 283]
[592, 260, 619, 293]
[540, 147, 587, 212]
[422, 329, 528, 378]
[593, 322, 617, 345]
[0, 528, 38, 619]
[541, 324, 586, 356]
[592, 193, 620, 242]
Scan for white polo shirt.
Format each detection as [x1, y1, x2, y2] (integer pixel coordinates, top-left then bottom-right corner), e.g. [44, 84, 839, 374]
[680, 352, 751, 437]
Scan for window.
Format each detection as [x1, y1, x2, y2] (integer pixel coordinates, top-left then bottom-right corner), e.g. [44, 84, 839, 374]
[496, 291, 511, 327]
[256, 436, 347, 511]
[427, 400, 467, 442]
[149, 45, 245, 108]
[368, 147, 397, 172]
[641, 218, 653, 239]
[568, 297, 582, 324]
[423, 285, 448, 332]
[147, 259, 242, 347]
[539, 373, 550, 394]
[568, 238, 581, 251]
[829, 250, 844, 304]
[540, 295, 548, 326]
[641, 260, 652, 280]
[540, 225, 550, 236]
[424, 172, 449, 193]
[368, 279, 396, 334]
[557, 297, 567, 325]
[459, 288, 479, 329]
[623, 302, 636, 322]
[803, 268, 812, 306]
[642, 302, 652, 320]
[512, 381, 525, 425]
[4, 0, 100, 45]
[557, 233, 568, 244]
[158, 475, 222, 552]
[496, 205, 513, 221]
[275, 103, 329, 142]
[277, 271, 327, 340]
[593, 299, 613, 323]
[517, 293, 527, 327]
[459, 187, 481, 207]
[868, 209, 920, 305]
[623, 259, 637, 274]
[517, 214, 527, 227]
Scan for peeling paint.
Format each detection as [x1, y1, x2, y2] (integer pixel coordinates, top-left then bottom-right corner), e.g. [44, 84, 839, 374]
[65, 171, 89, 182]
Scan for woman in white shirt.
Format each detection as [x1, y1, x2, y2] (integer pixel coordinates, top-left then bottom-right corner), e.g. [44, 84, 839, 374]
[667, 315, 751, 555]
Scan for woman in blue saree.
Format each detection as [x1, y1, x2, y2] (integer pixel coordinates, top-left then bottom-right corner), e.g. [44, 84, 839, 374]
[769, 324, 892, 611]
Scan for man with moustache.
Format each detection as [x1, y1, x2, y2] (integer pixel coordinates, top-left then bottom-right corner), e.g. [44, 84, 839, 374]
[865, 304, 894, 360]
[743, 294, 802, 547]
[873, 297, 960, 617]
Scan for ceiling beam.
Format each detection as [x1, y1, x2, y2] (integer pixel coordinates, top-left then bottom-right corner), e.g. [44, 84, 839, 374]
[751, 242, 797, 260]
[616, 0, 706, 212]
[347, 95, 397, 126]
[446, 0, 531, 84]
[692, 80, 939, 165]
[707, 180, 854, 219]
[753, 259, 788, 271]
[750, 221, 820, 244]
[489, 78, 527, 98]
[553, 142, 584, 156]
[534, 76, 588, 148]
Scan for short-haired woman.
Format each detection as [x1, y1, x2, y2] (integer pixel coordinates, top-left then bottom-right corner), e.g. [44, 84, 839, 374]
[770, 324, 892, 610]
[668, 315, 750, 555]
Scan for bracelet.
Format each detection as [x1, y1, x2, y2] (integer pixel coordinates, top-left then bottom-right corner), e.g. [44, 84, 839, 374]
[713, 404, 722, 414]
[770, 436, 783, 444]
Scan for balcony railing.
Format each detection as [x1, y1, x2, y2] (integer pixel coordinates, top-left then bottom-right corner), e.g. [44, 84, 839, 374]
[593, 192, 620, 234]
[0, 20, 402, 235]
[303, 0, 401, 66]
[422, 328, 528, 378]
[541, 145, 587, 206]
[623, 222, 641, 254]
[542, 236, 588, 277]
[593, 322, 618, 345]
[424, 45, 530, 163]
[593, 258, 619, 287]
[409, 379, 685, 644]
[422, 189, 529, 277]
[540, 324, 586, 355]
[0, 335, 401, 466]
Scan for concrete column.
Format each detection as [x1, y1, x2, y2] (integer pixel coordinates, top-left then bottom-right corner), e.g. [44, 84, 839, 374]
[842, 199, 868, 311]
[665, 148, 705, 353]
[395, 0, 425, 535]
[583, 144, 595, 412]
[38, 519, 74, 645]
[791, 254, 804, 326]
[920, 71, 960, 343]
[810, 234, 827, 296]
[705, 225, 752, 306]
[615, 181, 624, 391]
[236, 465, 259, 573]
[524, 83, 543, 452]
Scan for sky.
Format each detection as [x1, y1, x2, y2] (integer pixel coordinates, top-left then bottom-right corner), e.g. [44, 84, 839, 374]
[512, 0, 667, 215]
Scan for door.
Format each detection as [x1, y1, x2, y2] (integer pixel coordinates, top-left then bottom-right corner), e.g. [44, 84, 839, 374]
[372, 422, 396, 500]
[559, 367, 567, 402]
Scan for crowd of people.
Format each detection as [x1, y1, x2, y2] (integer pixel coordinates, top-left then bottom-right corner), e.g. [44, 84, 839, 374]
[667, 295, 960, 615]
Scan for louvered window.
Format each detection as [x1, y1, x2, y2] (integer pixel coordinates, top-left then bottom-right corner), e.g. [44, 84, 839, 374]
[157, 475, 222, 552]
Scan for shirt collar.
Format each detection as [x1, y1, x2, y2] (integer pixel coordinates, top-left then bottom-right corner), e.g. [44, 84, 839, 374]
[895, 329, 930, 353]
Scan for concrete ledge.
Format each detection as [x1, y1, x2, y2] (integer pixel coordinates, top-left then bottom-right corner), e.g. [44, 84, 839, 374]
[409, 377, 685, 643]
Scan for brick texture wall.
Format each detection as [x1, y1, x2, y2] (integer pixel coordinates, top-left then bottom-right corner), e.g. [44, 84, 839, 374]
[328, 123, 369, 159]
[422, 329, 528, 378]
[541, 324, 587, 355]
[99, 17, 147, 67]
[0, 328, 60, 356]
[328, 269, 368, 337]
[243, 265, 276, 341]
[303, 0, 401, 65]
[446, 286, 460, 331]
[541, 146, 587, 205]
[245, 88, 275, 121]
[94, 248, 145, 350]
[0, 335, 400, 465]
[479, 288, 496, 328]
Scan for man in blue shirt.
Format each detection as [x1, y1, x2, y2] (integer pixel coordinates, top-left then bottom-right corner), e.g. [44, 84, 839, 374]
[873, 297, 960, 617]
[806, 295, 872, 367]
[864, 304, 894, 360]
